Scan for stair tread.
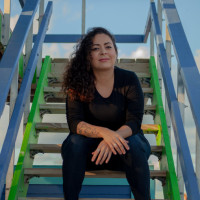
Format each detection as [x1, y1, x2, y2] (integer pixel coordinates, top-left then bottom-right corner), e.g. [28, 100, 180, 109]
[39, 104, 156, 114]
[35, 123, 160, 134]
[50, 59, 150, 76]
[43, 86, 153, 94]
[24, 168, 166, 178]
[19, 198, 166, 200]
[29, 143, 163, 154]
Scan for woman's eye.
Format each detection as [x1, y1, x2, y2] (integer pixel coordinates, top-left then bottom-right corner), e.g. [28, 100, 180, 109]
[91, 48, 99, 51]
[106, 46, 112, 49]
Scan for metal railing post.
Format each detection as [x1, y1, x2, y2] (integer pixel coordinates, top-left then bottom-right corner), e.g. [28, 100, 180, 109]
[82, 0, 86, 34]
[177, 66, 185, 200]
[157, 0, 162, 88]
[37, 0, 44, 78]
[6, 65, 18, 200]
[3, 0, 13, 199]
[1, 0, 10, 46]
[150, 26, 154, 57]
[165, 25, 171, 139]
[23, 24, 33, 132]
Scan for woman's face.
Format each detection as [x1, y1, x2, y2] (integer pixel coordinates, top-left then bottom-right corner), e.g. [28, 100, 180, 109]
[90, 33, 117, 71]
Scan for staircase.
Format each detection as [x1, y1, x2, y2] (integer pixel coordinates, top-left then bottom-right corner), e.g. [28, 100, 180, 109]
[7, 56, 180, 199]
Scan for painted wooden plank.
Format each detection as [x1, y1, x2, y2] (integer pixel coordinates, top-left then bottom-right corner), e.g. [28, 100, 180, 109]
[50, 62, 149, 75]
[43, 87, 153, 98]
[19, 198, 166, 200]
[39, 104, 156, 115]
[47, 73, 151, 88]
[29, 144, 162, 154]
[24, 168, 166, 179]
[35, 123, 160, 134]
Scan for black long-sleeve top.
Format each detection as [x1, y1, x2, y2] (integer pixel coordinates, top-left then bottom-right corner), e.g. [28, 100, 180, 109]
[66, 66, 144, 135]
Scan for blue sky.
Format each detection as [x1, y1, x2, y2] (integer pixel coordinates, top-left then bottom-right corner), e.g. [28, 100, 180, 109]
[1, 0, 200, 60]
[0, 0, 200, 197]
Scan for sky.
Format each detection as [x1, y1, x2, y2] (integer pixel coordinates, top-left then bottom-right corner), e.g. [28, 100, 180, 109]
[0, 0, 200, 198]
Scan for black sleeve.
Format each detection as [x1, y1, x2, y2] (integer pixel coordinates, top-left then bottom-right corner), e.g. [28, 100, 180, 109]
[125, 72, 144, 135]
[66, 96, 85, 134]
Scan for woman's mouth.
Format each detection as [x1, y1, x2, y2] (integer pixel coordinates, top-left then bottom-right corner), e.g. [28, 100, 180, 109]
[99, 58, 109, 62]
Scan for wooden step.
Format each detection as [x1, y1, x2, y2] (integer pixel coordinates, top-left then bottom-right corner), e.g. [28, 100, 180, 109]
[19, 198, 166, 200]
[35, 123, 160, 134]
[43, 87, 153, 102]
[24, 168, 166, 181]
[29, 144, 163, 159]
[48, 73, 151, 85]
[39, 104, 156, 115]
[43, 86, 153, 97]
[49, 58, 149, 76]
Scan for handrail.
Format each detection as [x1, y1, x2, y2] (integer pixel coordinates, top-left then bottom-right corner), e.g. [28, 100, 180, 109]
[150, 1, 200, 199]
[0, 1, 53, 197]
[0, 0, 40, 117]
[160, 0, 200, 153]
[33, 34, 145, 43]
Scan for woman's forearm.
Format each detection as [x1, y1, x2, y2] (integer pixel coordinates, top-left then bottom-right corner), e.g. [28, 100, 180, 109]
[77, 121, 130, 155]
[116, 125, 132, 138]
[77, 121, 109, 138]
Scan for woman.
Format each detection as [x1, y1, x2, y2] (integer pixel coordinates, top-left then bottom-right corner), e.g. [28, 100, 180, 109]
[62, 27, 151, 200]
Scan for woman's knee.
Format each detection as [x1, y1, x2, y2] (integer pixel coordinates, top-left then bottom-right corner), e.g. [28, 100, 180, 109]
[127, 133, 151, 160]
[61, 134, 89, 159]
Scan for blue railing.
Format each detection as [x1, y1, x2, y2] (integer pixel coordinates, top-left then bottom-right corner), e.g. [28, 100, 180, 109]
[0, 0, 53, 197]
[0, 0, 40, 117]
[149, 0, 200, 199]
[161, 0, 200, 147]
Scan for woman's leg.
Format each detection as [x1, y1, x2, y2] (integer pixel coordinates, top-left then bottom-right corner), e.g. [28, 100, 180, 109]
[121, 133, 151, 200]
[61, 134, 99, 200]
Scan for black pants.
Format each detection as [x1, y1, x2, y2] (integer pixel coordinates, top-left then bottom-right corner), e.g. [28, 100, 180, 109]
[61, 133, 151, 200]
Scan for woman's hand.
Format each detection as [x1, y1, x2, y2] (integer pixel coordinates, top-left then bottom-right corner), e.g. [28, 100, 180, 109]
[100, 128, 130, 155]
[91, 140, 112, 165]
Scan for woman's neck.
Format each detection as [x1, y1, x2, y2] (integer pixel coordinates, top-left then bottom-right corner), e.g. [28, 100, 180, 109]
[93, 67, 114, 85]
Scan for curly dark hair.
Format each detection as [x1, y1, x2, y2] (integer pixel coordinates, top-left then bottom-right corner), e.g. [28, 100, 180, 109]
[62, 27, 118, 102]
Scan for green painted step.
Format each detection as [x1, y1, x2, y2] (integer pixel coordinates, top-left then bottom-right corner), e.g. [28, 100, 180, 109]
[49, 58, 149, 76]
[19, 198, 167, 200]
[24, 168, 166, 181]
[35, 123, 160, 134]
[43, 87, 153, 102]
[29, 144, 163, 160]
[39, 104, 156, 115]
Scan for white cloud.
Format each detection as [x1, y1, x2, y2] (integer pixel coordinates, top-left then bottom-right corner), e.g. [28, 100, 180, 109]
[10, 15, 19, 31]
[42, 43, 76, 58]
[10, 14, 38, 34]
[119, 46, 149, 59]
[43, 43, 61, 57]
[61, 43, 76, 58]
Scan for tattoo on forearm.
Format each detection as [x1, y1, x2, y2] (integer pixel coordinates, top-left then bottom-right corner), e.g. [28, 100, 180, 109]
[78, 122, 100, 138]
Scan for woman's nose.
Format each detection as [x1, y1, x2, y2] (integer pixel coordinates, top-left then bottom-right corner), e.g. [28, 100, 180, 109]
[100, 48, 107, 54]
